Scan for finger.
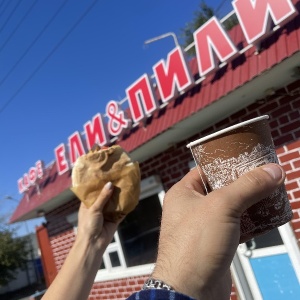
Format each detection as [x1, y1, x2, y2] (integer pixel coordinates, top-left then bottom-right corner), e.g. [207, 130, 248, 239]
[178, 167, 208, 195]
[92, 181, 114, 211]
[213, 163, 285, 215]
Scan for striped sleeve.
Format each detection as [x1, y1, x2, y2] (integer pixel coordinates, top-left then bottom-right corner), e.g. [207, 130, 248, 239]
[126, 289, 196, 300]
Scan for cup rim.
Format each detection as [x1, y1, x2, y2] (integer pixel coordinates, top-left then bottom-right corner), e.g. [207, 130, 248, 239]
[186, 115, 269, 148]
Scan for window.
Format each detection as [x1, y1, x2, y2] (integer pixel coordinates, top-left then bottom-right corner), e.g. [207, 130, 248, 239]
[96, 176, 164, 280]
[189, 160, 196, 169]
[245, 228, 283, 250]
[67, 176, 165, 281]
[118, 193, 162, 267]
[109, 251, 121, 267]
[101, 232, 126, 271]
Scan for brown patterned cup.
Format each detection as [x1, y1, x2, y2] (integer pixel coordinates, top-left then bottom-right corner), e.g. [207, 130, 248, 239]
[186, 115, 292, 242]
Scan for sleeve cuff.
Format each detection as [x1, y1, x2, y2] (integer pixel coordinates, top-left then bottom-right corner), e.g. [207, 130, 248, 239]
[126, 289, 196, 300]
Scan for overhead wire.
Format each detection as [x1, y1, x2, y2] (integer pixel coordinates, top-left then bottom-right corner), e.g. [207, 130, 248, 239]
[0, 0, 23, 35]
[0, 0, 99, 114]
[0, 0, 39, 54]
[0, 0, 11, 20]
[0, 0, 70, 89]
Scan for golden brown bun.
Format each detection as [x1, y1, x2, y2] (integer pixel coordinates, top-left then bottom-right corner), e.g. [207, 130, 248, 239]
[71, 145, 141, 222]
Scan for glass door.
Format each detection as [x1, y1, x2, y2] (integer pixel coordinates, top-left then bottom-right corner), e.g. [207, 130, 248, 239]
[234, 226, 300, 300]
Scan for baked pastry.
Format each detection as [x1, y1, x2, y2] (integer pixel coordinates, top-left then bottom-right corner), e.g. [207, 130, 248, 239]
[71, 145, 141, 222]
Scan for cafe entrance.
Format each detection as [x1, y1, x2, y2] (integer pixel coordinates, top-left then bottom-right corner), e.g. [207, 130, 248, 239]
[231, 224, 300, 300]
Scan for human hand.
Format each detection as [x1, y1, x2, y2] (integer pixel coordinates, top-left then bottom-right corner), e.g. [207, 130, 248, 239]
[42, 182, 124, 300]
[152, 163, 286, 300]
[76, 182, 122, 250]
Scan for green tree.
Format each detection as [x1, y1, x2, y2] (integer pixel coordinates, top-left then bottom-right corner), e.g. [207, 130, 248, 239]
[181, 1, 238, 55]
[181, 1, 214, 53]
[222, 13, 239, 31]
[0, 221, 29, 286]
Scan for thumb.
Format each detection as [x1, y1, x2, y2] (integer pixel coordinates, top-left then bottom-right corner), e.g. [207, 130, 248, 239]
[214, 163, 285, 215]
[92, 181, 114, 211]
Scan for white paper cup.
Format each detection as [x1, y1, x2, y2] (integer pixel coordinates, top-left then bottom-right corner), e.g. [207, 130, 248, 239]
[187, 115, 293, 241]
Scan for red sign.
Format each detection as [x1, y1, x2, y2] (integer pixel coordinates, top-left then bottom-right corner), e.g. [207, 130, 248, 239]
[53, 0, 297, 175]
[17, 0, 298, 188]
[232, 0, 296, 44]
[153, 46, 194, 103]
[18, 160, 44, 193]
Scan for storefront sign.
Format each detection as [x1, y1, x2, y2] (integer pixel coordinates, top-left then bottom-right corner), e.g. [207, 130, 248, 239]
[17, 0, 298, 188]
[18, 160, 44, 193]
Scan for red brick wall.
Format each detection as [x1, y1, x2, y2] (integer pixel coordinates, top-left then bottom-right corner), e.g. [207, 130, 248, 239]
[46, 198, 79, 237]
[50, 230, 75, 271]
[230, 284, 238, 300]
[277, 140, 300, 244]
[45, 79, 300, 299]
[89, 276, 148, 300]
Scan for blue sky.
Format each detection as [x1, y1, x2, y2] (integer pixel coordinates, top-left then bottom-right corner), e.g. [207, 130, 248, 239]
[0, 0, 233, 235]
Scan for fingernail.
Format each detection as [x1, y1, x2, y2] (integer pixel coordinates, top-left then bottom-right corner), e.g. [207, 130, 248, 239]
[104, 181, 113, 190]
[263, 164, 283, 180]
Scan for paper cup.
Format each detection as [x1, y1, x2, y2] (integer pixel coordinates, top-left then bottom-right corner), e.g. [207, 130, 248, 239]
[186, 115, 292, 241]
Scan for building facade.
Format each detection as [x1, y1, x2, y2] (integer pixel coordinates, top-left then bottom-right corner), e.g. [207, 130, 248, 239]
[11, 1, 300, 299]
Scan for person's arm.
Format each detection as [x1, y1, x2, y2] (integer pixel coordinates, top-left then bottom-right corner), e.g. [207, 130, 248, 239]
[42, 163, 285, 300]
[140, 163, 285, 300]
[42, 182, 120, 300]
